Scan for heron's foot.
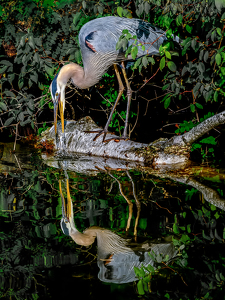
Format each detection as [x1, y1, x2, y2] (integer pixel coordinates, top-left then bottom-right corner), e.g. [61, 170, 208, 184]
[85, 129, 113, 142]
[104, 136, 130, 143]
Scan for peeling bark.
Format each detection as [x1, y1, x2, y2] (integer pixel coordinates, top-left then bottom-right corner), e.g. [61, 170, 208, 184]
[172, 110, 225, 145]
[40, 111, 225, 165]
[40, 117, 189, 165]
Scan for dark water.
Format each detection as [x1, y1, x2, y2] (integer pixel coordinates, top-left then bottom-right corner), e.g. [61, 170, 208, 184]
[1, 143, 225, 299]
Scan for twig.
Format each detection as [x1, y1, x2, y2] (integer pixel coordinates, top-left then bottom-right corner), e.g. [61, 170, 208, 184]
[161, 261, 188, 286]
[13, 123, 19, 151]
[149, 200, 172, 214]
[129, 102, 139, 136]
[136, 68, 160, 93]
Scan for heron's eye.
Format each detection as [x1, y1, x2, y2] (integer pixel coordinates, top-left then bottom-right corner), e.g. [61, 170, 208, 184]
[56, 92, 59, 96]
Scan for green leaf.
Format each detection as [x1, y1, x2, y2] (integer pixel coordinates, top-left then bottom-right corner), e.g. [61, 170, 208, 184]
[220, 67, 225, 75]
[0, 102, 7, 111]
[18, 112, 24, 122]
[82, 1, 86, 9]
[33, 52, 39, 64]
[187, 224, 191, 233]
[73, 12, 81, 25]
[4, 117, 15, 126]
[134, 266, 142, 277]
[167, 61, 176, 72]
[123, 8, 132, 18]
[137, 280, 145, 295]
[45, 65, 55, 77]
[144, 1, 150, 14]
[38, 82, 44, 90]
[200, 136, 217, 145]
[193, 82, 201, 97]
[0, 65, 8, 74]
[202, 230, 211, 240]
[117, 6, 123, 17]
[28, 36, 35, 49]
[190, 104, 195, 112]
[131, 46, 138, 60]
[98, 5, 103, 14]
[162, 83, 170, 91]
[133, 57, 142, 69]
[204, 51, 209, 62]
[173, 223, 179, 234]
[18, 78, 24, 89]
[198, 62, 205, 73]
[27, 99, 34, 111]
[165, 51, 171, 59]
[214, 91, 219, 102]
[217, 27, 222, 36]
[176, 14, 183, 26]
[215, 53, 222, 65]
[166, 28, 173, 39]
[147, 264, 155, 272]
[186, 24, 192, 33]
[0, 60, 13, 67]
[214, 212, 220, 219]
[139, 218, 147, 230]
[195, 103, 203, 109]
[164, 97, 171, 109]
[215, 0, 225, 12]
[160, 57, 165, 70]
[148, 57, 155, 64]
[142, 56, 148, 68]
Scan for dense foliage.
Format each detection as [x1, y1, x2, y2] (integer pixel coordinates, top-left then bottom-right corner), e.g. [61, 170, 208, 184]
[0, 0, 225, 160]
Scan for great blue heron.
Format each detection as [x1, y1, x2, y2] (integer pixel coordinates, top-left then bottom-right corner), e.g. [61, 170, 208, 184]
[50, 16, 180, 142]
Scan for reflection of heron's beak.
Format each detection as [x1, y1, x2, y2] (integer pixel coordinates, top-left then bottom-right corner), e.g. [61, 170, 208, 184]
[54, 101, 58, 135]
[59, 179, 73, 223]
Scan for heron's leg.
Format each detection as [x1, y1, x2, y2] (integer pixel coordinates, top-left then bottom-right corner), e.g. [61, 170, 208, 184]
[88, 64, 125, 142]
[104, 62, 132, 142]
[121, 61, 132, 139]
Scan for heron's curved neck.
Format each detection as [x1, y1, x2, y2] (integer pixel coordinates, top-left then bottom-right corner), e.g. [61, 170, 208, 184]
[70, 226, 98, 246]
[71, 64, 101, 89]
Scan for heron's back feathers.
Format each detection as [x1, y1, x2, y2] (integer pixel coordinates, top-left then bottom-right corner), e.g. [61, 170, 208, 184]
[78, 16, 180, 84]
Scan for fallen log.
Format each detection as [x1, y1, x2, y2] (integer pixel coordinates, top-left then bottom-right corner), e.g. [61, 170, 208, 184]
[40, 116, 190, 165]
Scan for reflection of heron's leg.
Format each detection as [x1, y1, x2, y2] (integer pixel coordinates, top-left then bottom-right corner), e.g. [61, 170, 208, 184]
[126, 171, 141, 239]
[89, 64, 125, 142]
[108, 172, 133, 234]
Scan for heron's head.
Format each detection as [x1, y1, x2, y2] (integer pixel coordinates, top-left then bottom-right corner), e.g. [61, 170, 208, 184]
[59, 179, 97, 246]
[50, 69, 66, 134]
[59, 179, 74, 237]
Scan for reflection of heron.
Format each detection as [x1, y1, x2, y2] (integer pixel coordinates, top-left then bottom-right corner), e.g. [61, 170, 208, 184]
[50, 16, 179, 142]
[108, 170, 141, 238]
[59, 179, 177, 283]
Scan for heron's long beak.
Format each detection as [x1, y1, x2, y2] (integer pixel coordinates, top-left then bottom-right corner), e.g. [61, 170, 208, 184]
[59, 99, 64, 134]
[54, 101, 58, 135]
[59, 87, 65, 134]
[59, 179, 74, 223]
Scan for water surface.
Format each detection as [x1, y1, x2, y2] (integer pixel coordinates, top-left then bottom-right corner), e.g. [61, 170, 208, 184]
[1, 143, 225, 299]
